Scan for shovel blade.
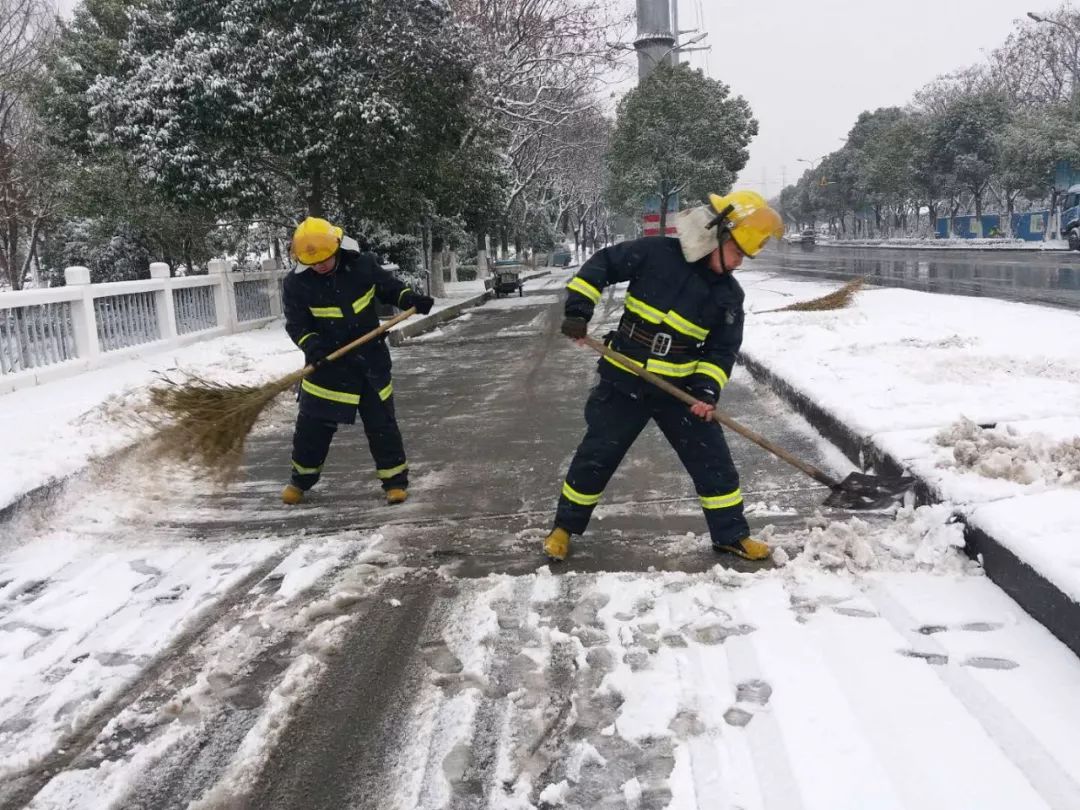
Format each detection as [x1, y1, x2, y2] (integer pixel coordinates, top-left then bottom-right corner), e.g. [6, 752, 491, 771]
[822, 472, 915, 510]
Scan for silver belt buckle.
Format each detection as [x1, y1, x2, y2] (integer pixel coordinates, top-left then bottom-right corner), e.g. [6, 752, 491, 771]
[650, 332, 672, 357]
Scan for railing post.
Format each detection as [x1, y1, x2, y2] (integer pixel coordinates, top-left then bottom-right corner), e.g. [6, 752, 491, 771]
[150, 262, 176, 340]
[209, 259, 236, 332]
[262, 258, 283, 317]
[64, 266, 100, 360]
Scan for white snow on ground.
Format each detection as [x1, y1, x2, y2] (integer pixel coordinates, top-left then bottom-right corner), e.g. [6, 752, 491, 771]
[0, 323, 301, 516]
[0, 534, 277, 779]
[484, 294, 559, 310]
[380, 517, 1080, 809]
[738, 269, 1080, 624]
[22, 532, 403, 809]
[935, 417, 1080, 488]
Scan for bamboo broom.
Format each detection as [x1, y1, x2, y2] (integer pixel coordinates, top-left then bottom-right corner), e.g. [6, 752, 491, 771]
[759, 278, 864, 313]
[143, 307, 417, 482]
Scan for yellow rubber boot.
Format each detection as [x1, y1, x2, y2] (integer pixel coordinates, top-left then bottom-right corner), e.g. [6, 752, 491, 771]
[543, 528, 571, 561]
[281, 484, 304, 505]
[716, 537, 771, 561]
[386, 488, 408, 505]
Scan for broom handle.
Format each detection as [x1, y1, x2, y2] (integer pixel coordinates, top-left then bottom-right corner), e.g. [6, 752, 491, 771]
[303, 307, 418, 374]
[580, 336, 839, 488]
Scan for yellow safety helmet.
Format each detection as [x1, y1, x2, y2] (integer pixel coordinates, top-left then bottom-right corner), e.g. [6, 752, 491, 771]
[290, 217, 343, 266]
[707, 190, 784, 257]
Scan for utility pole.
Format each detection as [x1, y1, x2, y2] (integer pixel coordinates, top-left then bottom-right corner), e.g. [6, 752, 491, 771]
[634, 0, 676, 80]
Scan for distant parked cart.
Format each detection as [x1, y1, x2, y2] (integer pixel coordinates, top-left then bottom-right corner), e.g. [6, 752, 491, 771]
[489, 259, 524, 298]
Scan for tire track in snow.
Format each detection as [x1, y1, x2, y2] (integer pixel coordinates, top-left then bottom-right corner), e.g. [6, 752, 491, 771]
[866, 582, 1080, 810]
[0, 546, 295, 810]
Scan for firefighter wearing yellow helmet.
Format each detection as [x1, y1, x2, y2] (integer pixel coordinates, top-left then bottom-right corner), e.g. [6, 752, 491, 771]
[541, 190, 784, 563]
[281, 217, 434, 506]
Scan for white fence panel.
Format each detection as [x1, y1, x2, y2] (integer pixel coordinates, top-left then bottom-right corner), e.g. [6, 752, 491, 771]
[173, 285, 218, 335]
[0, 301, 78, 374]
[94, 291, 161, 352]
[0, 262, 287, 393]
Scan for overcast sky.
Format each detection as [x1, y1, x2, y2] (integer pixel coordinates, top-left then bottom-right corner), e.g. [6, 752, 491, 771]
[666, 0, 1032, 197]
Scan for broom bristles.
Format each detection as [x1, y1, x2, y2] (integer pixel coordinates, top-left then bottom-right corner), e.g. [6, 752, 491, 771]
[770, 278, 863, 312]
[141, 368, 304, 483]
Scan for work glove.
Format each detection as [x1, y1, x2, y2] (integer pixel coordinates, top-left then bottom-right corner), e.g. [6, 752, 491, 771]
[402, 291, 435, 315]
[302, 337, 330, 367]
[561, 317, 588, 340]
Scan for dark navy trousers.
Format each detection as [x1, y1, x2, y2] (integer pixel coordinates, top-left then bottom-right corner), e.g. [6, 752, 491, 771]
[289, 375, 408, 492]
[555, 380, 749, 548]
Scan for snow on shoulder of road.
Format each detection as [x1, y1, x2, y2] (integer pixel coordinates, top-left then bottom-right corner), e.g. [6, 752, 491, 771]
[739, 270, 1080, 609]
[379, 518, 1080, 809]
[0, 323, 301, 516]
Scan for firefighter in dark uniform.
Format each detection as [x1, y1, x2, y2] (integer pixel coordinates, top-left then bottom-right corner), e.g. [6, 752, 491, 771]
[543, 191, 784, 561]
[281, 217, 434, 506]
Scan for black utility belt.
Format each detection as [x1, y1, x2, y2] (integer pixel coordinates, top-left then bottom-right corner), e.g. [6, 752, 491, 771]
[616, 320, 696, 357]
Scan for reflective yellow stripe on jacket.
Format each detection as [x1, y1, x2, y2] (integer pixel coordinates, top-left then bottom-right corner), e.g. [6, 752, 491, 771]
[602, 353, 699, 380]
[352, 285, 376, 314]
[624, 294, 709, 342]
[567, 277, 601, 304]
[301, 379, 360, 405]
[696, 362, 729, 389]
[378, 382, 393, 401]
[297, 332, 317, 347]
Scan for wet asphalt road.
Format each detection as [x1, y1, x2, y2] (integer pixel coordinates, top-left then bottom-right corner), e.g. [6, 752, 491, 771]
[164, 273, 842, 576]
[764, 241, 1080, 308]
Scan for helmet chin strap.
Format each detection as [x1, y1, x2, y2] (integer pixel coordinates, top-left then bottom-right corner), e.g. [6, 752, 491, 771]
[705, 203, 736, 273]
[717, 233, 734, 274]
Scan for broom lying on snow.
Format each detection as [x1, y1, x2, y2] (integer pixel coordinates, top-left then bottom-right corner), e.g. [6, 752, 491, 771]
[143, 307, 417, 482]
[758, 278, 864, 313]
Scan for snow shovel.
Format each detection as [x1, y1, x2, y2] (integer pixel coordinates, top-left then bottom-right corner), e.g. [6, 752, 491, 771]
[581, 336, 913, 510]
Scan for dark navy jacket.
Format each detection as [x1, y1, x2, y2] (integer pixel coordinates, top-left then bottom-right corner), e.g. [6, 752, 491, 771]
[565, 236, 745, 404]
[283, 247, 417, 422]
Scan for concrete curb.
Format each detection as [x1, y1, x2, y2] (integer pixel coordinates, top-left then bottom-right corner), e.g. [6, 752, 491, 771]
[739, 352, 1080, 659]
[388, 291, 491, 346]
[811, 242, 1068, 254]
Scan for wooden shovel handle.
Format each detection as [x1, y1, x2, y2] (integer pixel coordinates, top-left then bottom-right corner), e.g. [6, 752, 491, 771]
[302, 307, 417, 376]
[581, 336, 839, 488]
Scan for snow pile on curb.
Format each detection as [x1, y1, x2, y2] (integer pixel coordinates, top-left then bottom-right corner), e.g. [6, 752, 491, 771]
[767, 505, 970, 574]
[935, 418, 1080, 488]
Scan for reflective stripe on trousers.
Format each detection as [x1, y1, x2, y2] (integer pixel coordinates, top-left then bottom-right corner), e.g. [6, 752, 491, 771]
[554, 381, 749, 548]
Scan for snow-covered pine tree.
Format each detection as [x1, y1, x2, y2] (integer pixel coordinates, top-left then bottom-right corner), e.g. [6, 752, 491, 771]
[90, 0, 481, 222]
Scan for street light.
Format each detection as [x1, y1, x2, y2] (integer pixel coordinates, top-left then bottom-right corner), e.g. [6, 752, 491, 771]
[618, 30, 712, 74]
[797, 156, 825, 170]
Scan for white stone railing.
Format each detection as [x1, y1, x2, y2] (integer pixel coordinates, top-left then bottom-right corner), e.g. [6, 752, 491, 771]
[0, 258, 285, 393]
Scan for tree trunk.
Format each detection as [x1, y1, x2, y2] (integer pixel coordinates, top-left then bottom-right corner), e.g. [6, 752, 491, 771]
[423, 222, 434, 296]
[183, 236, 194, 276]
[476, 231, 489, 278]
[658, 193, 670, 233]
[6, 219, 23, 290]
[306, 158, 324, 217]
